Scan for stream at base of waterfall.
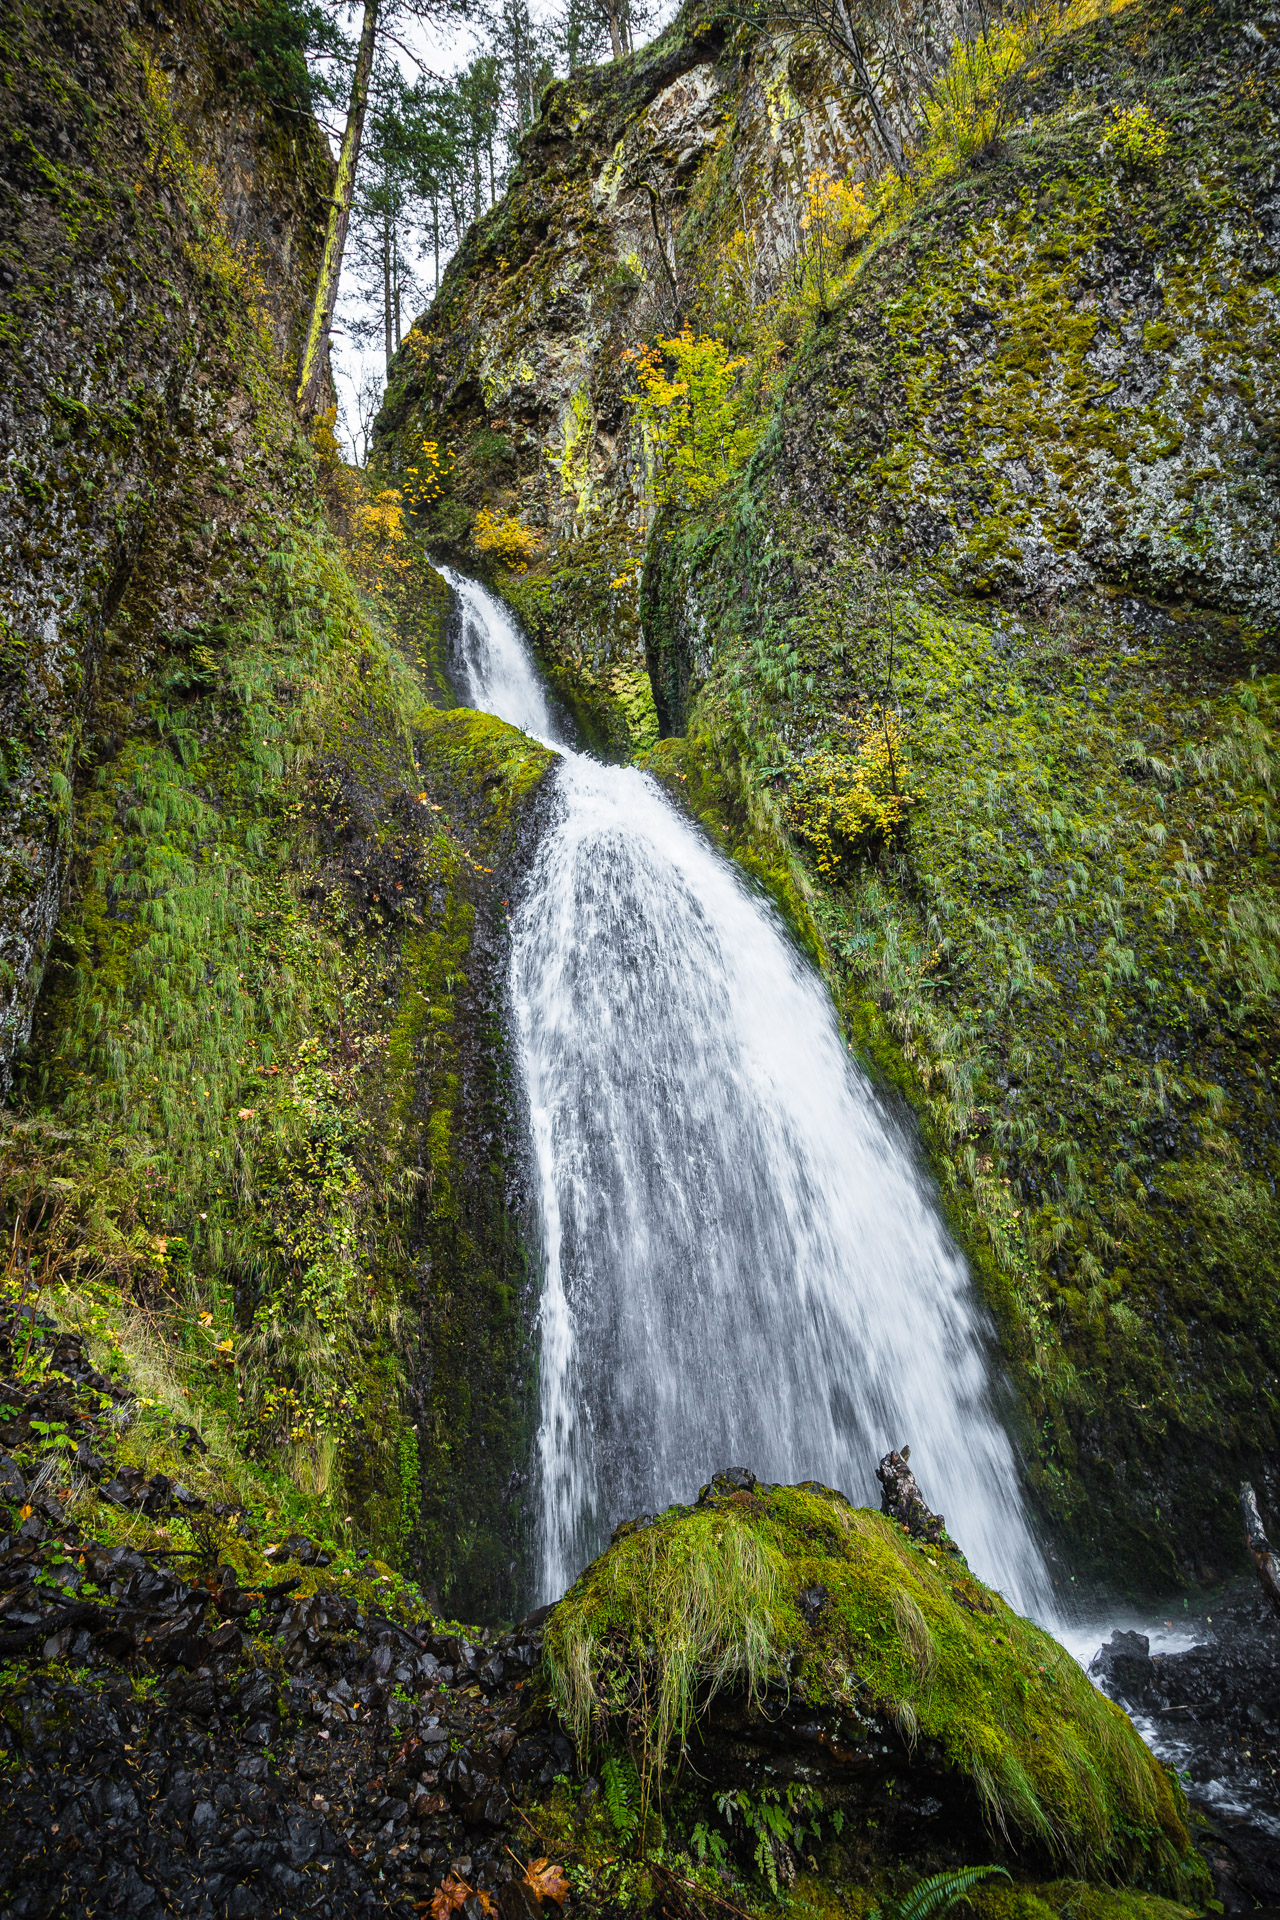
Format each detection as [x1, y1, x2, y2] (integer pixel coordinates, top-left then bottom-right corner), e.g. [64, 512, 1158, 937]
[439, 569, 1279, 1891]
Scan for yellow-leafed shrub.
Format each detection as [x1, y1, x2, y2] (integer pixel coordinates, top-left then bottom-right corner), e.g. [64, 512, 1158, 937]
[472, 507, 538, 573]
[785, 709, 911, 876]
[404, 437, 453, 510]
[349, 486, 409, 594]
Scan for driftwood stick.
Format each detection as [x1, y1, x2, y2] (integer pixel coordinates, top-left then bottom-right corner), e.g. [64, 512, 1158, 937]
[1240, 1482, 1280, 1622]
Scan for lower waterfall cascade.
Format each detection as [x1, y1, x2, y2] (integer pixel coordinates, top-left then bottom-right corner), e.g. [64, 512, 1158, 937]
[441, 568, 1054, 1619]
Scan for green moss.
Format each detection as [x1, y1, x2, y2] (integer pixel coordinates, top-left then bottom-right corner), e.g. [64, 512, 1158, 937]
[546, 1482, 1198, 1891]
[973, 1883, 1197, 1920]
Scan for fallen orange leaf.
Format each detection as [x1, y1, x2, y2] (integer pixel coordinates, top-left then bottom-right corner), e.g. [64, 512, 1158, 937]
[429, 1875, 471, 1920]
[524, 1860, 570, 1908]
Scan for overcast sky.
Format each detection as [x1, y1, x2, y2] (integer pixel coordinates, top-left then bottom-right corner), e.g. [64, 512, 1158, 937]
[329, 0, 680, 459]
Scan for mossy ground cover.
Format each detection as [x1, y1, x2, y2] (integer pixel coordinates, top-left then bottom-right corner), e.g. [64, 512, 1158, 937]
[5, 513, 556, 1612]
[544, 1483, 1196, 1892]
[642, 0, 1280, 1588]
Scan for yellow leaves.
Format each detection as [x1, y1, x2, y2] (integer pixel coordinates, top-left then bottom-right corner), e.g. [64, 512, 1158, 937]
[348, 487, 412, 595]
[785, 708, 913, 878]
[801, 170, 870, 247]
[1103, 103, 1171, 175]
[472, 507, 538, 573]
[404, 437, 454, 512]
[624, 329, 758, 517]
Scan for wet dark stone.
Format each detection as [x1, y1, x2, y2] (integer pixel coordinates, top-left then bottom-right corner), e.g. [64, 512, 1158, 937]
[798, 1583, 830, 1625]
[1089, 1629, 1157, 1705]
[0, 1454, 27, 1502]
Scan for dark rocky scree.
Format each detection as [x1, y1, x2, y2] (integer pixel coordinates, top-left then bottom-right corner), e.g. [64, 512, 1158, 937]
[0, 1305, 571, 1918]
[1090, 1606, 1280, 1909]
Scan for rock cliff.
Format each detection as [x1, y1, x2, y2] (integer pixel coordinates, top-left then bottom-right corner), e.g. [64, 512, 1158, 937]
[377, 0, 1280, 1587]
[0, 0, 552, 1613]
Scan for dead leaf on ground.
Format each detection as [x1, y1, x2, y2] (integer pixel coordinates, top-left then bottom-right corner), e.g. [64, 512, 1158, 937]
[524, 1859, 570, 1908]
[429, 1876, 471, 1920]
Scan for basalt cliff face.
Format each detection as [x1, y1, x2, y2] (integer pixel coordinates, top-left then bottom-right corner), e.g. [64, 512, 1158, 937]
[0, 0, 332, 1085]
[379, 0, 1280, 1588]
[0, 0, 553, 1617]
[375, 0, 977, 752]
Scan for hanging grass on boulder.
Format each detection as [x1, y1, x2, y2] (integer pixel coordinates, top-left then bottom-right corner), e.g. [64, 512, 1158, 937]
[543, 1477, 1200, 1895]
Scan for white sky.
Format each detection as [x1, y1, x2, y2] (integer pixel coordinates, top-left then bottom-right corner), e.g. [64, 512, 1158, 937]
[330, 0, 562, 455]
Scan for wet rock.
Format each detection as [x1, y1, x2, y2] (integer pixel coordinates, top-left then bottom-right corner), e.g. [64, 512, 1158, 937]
[1089, 1590, 1280, 1907]
[876, 1446, 962, 1555]
[1089, 1629, 1157, 1706]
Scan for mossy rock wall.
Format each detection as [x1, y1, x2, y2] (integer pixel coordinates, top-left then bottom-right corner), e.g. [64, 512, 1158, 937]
[0, 0, 337, 1089]
[0, 0, 555, 1617]
[372, 0, 974, 754]
[643, 0, 1280, 1586]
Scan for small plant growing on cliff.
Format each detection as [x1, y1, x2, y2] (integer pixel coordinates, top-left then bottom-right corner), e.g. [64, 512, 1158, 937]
[869, 1865, 1011, 1920]
[800, 170, 871, 316]
[349, 486, 410, 593]
[1103, 103, 1171, 174]
[600, 1752, 639, 1842]
[625, 330, 759, 520]
[709, 1783, 825, 1894]
[404, 438, 454, 509]
[471, 507, 538, 573]
[785, 709, 912, 877]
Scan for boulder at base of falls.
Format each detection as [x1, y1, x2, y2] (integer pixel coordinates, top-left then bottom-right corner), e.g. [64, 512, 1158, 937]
[539, 1477, 1207, 1902]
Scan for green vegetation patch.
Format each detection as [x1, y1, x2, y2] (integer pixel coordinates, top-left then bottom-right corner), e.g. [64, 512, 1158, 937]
[545, 1483, 1194, 1888]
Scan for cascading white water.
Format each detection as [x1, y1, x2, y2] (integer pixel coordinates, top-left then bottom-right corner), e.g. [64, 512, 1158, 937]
[442, 569, 1052, 1619]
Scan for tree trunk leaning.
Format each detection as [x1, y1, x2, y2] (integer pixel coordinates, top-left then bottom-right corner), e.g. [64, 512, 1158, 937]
[296, 0, 380, 415]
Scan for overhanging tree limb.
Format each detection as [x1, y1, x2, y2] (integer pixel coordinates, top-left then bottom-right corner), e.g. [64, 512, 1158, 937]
[727, 0, 909, 173]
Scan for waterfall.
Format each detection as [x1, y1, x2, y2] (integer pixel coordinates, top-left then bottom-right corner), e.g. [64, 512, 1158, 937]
[441, 569, 1052, 1619]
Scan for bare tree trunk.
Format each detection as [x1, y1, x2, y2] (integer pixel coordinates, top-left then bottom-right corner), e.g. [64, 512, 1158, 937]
[830, 0, 906, 172]
[605, 1, 623, 59]
[1241, 1483, 1280, 1621]
[296, 0, 380, 413]
[432, 197, 440, 292]
[382, 210, 393, 375]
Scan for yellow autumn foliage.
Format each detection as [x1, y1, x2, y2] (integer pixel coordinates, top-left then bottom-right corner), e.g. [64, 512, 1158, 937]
[784, 709, 912, 876]
[472, 507, 538, 572]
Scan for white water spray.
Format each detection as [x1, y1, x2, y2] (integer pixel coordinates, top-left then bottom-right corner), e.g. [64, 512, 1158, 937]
[442, 569, 1052, 1618]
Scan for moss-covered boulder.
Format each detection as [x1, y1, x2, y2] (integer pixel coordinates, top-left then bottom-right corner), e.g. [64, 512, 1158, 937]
[544, 1477, 1202, 1896]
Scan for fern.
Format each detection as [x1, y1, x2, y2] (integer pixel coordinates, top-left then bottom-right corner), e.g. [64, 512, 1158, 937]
[601, 1753, 639, 1844]
[871, 1865, 1012, 1920]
